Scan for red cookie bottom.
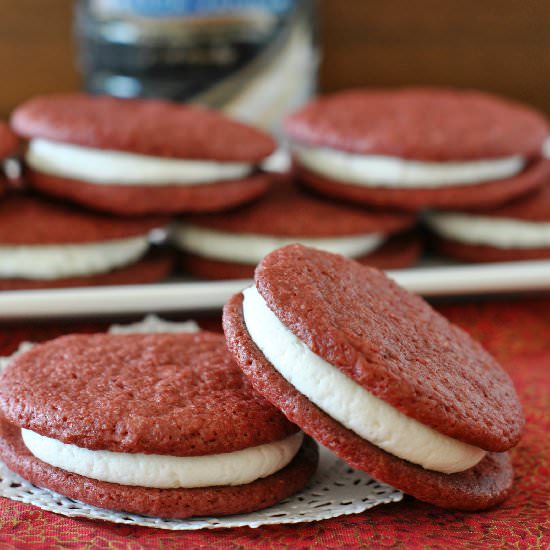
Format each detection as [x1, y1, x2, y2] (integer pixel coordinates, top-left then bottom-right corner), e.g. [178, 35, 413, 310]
[27, 170, 272, 216]
[180, 232, 422, 280]
[0, 420, 318, 518]
[432, 235, 550, 263]
[0, 252, 173, 291]
[297, 159, 550, 212]
[222, 293, 515, 511]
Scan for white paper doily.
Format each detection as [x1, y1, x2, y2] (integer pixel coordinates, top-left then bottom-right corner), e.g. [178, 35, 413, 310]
[0, 316, 403, 530]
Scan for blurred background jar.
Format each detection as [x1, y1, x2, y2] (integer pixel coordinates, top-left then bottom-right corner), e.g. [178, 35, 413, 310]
[75, 0, 319, 134]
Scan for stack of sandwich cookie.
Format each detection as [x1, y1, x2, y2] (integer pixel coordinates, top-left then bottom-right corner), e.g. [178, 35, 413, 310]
[175, 182, 420, 279]
[285, 88, 550, 211]
[0, 194, 171, 290]
[425, 179, 550, 262]
[0, 122, 18, 195]
[223, 244, 524, 510]
[0, 332, 317, 518]
[11, 94, 276, 215]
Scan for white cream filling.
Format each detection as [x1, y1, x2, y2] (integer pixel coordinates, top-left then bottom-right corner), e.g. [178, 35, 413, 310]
[21, 429, 303, 489]
[242, 286, 486, 474]
[294, 146, 525, 188]
[425, 211, 550, 249]
[26, 139, 253, 186]
[173, 224, 385, 265]
[0, 236, 148, 279]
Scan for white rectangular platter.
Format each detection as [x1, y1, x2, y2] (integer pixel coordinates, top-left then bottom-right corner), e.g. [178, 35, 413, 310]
[1, 259, 550, 320]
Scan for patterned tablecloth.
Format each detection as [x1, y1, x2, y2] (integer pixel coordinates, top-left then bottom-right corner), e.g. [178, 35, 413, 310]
[0, 295, 548, 549]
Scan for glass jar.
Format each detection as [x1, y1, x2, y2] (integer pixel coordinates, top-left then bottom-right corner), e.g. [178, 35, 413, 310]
[75, 0, 319, 134]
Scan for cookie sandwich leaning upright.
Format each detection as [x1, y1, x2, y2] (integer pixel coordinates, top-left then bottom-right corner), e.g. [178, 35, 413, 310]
[11, 94, 276, 215]
[285, 88, 550, 211]
[175, 181, 420, 279]
[0, 332, 317, 518]
[0, 193, 171, 290]
[223, 244, 524, 510]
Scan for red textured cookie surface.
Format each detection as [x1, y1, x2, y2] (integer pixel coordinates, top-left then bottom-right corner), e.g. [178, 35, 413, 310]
[223, 293, 513, 511]
[0, 122, 18, 159]
[183, 182, 415, 237]
[286, 88, 549, 160]
[298, 159, 550, 212]
[0, 332, 299, 455]
[27, 170, 271, 215]
[0, 421, 318, 518]
[248, 244, 523, 451]
[431, 236, 550, 263]
[12, 94, 275, 162]
[181, 232, 422, 280]
[457, 179, 550, 222]
[0, 194, 167, 244]
[0, 251, 172, 291]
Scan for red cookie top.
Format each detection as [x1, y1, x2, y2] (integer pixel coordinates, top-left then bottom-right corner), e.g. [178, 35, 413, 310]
[0, 194, 167, 245]
[0, 121, 18, 159]
[459, 180, 550, 222]
[184, 182, 415, 236]
[11, 94, 276, 162]
[254, 245, 523, 451]
[285, 88, 549, 161]
[0, 332, 298, 456]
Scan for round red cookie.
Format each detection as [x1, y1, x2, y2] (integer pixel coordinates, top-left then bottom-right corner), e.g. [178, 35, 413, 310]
[224, 294, 513, 510]
[0, 194, 167, 245]
[26, 170, 272, 216]
[222, 245, 524, 510]
[0, 332, 317, 517]
[177, 182, 419, 278]
[297, 158, 550, 212]
[12, 94, 276, 215]
[12, 94, 274, 162]
[0, 421, 317, 519]
[285, 88, 549, 161]
[182, 232, 422, 280]
[183, 182, 415, 237]
[0, 193, 170, 289]
[0, 252, 173, 291]
[465, 177, 550, 222]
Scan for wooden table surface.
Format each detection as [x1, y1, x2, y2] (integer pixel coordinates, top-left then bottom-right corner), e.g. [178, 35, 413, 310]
[1, 0, 550, 117]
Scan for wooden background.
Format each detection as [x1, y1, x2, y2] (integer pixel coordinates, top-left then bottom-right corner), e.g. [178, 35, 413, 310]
[1, 0, 550, 118]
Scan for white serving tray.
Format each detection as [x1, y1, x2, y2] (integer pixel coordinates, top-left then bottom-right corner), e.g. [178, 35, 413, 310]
[1, 259, 550, 320]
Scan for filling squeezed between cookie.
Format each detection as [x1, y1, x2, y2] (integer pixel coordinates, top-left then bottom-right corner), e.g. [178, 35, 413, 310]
[173, 224, 385, 264]
[0, 235, 149, 279]
[242, 285, 486, 474]
[294, 145, 525, 188]
[21, 429, 304, 488]
[424, 211, 550, 248]
[26, 139, 253, 186]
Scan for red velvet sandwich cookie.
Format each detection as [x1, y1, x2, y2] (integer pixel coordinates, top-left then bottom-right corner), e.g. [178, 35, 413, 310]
[285, 88, 550, 211]
[425, 178, 550, 262]
[11, 94, 276, 215]
[0, 332, 317, 518]
[175, 182, 420, 279]
[223, 244, 524, 510]
[0, 122, 19, 195]
[0, 194, 171, 290]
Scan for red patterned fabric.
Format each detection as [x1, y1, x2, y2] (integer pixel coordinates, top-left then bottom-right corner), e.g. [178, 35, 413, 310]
[0, 296, 549, 548]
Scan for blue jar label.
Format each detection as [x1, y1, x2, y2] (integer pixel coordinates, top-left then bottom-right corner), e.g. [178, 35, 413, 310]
[93, 0, 294, 17]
